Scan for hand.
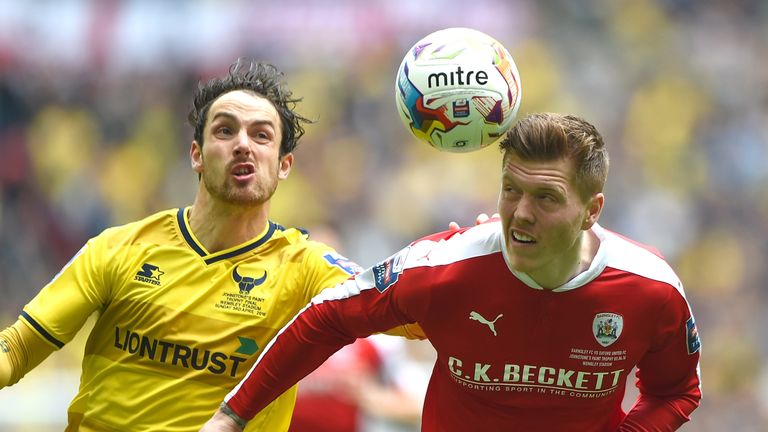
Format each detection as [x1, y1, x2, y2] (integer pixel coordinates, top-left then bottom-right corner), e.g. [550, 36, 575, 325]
[199, 409, 244, 432]
[448, 213, 499, 231]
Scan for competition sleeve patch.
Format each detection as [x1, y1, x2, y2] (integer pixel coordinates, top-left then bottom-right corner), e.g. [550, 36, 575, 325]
[322, 252, 363, 275]
[371, 247, 410, 293]
[686, 316, 701, 355]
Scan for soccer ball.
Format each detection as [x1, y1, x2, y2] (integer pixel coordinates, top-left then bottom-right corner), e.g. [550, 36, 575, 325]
[395, 27, 522, 153]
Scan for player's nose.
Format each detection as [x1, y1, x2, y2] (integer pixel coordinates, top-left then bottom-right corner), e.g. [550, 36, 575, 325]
[232, 130, 251, 156]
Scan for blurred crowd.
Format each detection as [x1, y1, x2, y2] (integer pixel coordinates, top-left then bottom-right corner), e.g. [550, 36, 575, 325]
[1, 0, 767, 430]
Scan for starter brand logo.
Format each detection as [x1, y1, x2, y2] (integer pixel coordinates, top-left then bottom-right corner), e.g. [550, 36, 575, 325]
[134, 263, 164, 286]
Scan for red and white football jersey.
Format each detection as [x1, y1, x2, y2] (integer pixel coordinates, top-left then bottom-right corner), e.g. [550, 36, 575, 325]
[226, 221, 701, 432]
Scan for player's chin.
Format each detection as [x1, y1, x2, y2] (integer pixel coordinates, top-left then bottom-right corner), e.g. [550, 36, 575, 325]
[224, 189, 268, 206]
[505, 244, 539, 268]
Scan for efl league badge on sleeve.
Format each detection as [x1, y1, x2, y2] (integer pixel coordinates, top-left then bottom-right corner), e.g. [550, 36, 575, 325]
[686, 316, 701, 354]
[371, 247, 410, 293]
[593, 313, 623, 347]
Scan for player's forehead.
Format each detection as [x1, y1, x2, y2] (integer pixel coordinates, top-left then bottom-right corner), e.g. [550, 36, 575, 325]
[207, 90, 280, 127]
[502, 153, 575, 192]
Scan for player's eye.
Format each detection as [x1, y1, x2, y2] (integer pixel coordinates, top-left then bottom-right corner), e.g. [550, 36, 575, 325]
[253, 131, 271, 141]
[502, 185, 521, 197]
[215, 126, 234, 136]
[537, 193, 562, 206]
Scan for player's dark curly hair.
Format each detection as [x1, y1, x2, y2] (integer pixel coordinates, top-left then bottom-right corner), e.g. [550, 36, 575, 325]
[187, 58, 312, 156]
[500, 112, 609, 200]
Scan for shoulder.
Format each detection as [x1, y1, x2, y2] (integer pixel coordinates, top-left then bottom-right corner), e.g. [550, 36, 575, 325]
[93, 208, 179, 248]
[270, 223, 363, 275]
[596, 224, 685, 295]
[269, 223, 323, 253]
[404, 220, 503, 268]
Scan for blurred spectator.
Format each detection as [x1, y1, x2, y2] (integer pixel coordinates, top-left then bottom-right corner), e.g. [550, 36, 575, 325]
[290, 335, 426, 432]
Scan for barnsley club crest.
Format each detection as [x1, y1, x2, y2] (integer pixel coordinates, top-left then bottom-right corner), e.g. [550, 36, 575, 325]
[592, 313, 623, 347]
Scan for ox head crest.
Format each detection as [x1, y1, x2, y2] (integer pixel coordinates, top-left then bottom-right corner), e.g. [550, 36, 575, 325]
[232, 265, 267, 295]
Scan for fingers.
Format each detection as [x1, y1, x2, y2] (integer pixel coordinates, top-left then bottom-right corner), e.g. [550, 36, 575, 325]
[449, 213, 498, 231]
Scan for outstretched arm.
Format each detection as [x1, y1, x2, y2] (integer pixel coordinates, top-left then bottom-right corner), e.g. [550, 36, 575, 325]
[0, 320, 57, 388]
[202, 243, 426, 430]
[227, 303, 365, 420]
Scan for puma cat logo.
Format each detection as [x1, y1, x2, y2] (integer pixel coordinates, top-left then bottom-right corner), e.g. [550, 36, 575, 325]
[469, 311, 503, 336]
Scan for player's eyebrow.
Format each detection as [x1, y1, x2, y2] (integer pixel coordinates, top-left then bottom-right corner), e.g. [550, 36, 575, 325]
[210, 111, 276, 129]
[209, 111, 237, 123]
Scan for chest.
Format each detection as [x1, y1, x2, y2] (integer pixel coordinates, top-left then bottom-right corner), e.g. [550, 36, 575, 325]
[85, 246, 317, 380]
[110, 247, 311, 324]
[419, 264, 662, 383]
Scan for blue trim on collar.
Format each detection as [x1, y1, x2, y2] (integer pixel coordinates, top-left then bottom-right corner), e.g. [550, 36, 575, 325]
[204, 222, 277, 265]
[177, 208, 207, 257]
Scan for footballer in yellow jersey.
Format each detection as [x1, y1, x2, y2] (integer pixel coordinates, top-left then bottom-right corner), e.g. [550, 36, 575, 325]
[5, 207, 392, 431]
[1, 59, 426, 431]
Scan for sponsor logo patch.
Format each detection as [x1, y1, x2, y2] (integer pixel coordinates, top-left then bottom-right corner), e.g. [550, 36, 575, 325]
[113, 326, 252, 377]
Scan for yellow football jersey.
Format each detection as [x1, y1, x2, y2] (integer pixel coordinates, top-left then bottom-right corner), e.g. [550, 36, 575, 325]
[21, 207, 365, 431]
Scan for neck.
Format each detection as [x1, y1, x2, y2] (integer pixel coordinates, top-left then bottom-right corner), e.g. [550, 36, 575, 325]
[530, 229, 599, 290]
[188, 192, 270, 254]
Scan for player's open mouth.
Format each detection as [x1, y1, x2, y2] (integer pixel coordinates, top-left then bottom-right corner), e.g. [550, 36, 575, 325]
[231, 163, 255, 179]
[511, 230, 535, 244]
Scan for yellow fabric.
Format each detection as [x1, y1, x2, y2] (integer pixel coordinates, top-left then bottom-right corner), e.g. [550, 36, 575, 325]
[20, 207, 376, 431]
[0, 320, 57, 387]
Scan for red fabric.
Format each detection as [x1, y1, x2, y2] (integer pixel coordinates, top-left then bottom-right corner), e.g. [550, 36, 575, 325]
[227, 224, 701, 431]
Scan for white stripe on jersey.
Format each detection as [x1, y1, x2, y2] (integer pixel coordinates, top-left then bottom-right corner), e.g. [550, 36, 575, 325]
[401, 222, 504, 270]
[595, 224, 686, 298]
[311, 222, 505, 305]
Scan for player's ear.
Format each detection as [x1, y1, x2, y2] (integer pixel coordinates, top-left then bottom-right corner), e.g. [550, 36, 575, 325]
[582, 192, 604, 230]
[278, 152, 293, 180]
[191, 141, 203, 174]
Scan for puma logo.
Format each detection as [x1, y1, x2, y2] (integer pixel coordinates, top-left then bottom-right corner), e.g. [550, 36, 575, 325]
[469, 311, 503, 336]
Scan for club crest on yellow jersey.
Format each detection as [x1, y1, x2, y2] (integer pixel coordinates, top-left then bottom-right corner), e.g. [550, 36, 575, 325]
[232, 265, 267, 295]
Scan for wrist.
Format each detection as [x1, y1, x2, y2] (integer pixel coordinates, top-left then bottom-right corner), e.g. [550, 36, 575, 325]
[219, 401, 248, 430]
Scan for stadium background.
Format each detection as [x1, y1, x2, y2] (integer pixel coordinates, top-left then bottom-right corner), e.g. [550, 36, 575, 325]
[0, 0, 766, 430]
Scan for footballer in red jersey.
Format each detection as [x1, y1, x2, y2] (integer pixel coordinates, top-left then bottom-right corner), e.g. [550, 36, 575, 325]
[203, 113, 701, 432]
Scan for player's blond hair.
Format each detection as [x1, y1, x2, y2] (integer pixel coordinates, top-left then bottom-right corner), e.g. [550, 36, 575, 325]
[499, 112, 609, 200]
